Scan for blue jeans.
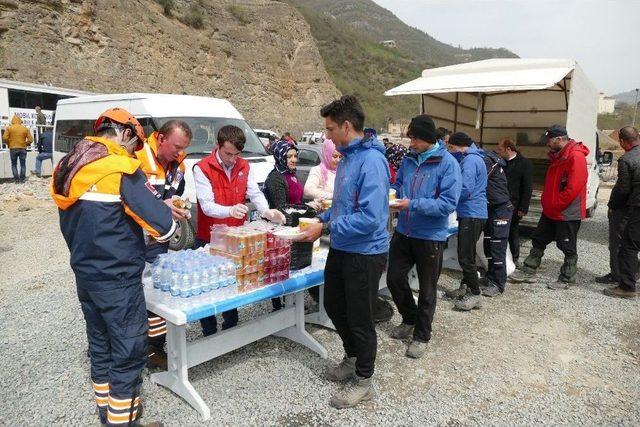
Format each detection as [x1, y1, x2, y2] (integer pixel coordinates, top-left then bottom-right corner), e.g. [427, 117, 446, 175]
[10, 149, 27, 181]
[35, 152, 53, 176]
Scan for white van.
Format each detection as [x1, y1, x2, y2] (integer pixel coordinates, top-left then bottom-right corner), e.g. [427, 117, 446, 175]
[253, 129, 278, 147]
[386, 58, 602, 226]
[54, 93, 274, 248]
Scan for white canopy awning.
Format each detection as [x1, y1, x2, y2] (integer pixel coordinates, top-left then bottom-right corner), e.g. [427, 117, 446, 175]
[385, 58, 576, 96]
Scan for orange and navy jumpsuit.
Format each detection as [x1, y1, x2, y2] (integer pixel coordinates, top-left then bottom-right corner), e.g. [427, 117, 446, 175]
[135, 131, 187, 348]
[52, 136, 176, 426]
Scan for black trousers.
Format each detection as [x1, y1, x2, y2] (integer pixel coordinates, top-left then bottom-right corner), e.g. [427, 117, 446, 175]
[531, 214, 581, 257]
[457, 218, 486, 294]
[618, 209, 640, 292]
[324, 248, 386, 379]
[608, 209, 628, 281]
[483, 203, 513, 292]
[509, 211, 522, 262]
[387, 232, 444, 343]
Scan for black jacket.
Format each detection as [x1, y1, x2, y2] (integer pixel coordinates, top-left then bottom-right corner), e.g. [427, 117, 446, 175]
[505, 153, 533, 213]
[263, 169, 290, 210]
[608, 145, 640, 210]
[483, 151, 511, 207]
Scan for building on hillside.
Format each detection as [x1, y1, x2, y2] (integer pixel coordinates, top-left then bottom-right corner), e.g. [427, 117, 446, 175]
[387, 119, 410, 136]
[380, 40, 397, 48]
[598, 93, 616, 114]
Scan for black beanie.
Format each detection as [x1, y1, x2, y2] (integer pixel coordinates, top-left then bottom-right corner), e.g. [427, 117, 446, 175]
[449, 132, 473, 147]
[407, 114, 436, 143]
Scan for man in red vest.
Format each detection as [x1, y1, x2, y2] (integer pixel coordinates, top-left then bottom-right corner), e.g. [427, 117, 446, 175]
[194, 125, 284, 335]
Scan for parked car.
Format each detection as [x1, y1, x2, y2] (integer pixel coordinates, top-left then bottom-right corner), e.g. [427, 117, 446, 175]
[299, 132, 323, 145]
[254, 129, 278, 147]
[295, 143, 323, 190]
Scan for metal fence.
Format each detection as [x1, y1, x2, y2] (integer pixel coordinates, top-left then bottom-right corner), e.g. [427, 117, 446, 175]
[0, 124, 53, 151]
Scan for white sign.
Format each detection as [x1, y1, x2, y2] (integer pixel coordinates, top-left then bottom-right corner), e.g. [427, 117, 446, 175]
[8, 107, 54, 126]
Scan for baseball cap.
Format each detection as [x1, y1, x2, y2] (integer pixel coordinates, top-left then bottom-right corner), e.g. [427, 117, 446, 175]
[540, 125, 567, 143]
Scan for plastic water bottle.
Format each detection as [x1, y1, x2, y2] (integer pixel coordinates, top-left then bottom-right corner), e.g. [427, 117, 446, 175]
[225, 261, 236, 286]
[151, 260, 163, 289]
[170, 267, 181, 297]
[191, 266, 202, 296]
[160, 264, 172, 292]
[181, 267, 192, 298]
[200, 266, 211, 293]
[209, 264, 219, 291]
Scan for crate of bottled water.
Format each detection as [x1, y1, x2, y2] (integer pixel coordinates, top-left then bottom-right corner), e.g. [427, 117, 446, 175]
[150, 249, 238, 298]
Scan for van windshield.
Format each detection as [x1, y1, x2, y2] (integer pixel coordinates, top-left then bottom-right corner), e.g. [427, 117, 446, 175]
[152, 117, 267, 157]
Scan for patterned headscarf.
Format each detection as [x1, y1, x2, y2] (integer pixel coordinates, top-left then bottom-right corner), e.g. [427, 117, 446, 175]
[272, 139, 298, 174]
[385, 143, 408, 171]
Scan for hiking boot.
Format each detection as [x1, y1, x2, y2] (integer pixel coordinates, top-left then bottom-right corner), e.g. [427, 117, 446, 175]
[481, 284, 502, 297]
[547, 280, 572, 290]
[326, 356, 356, 382]
[595, 273, 616, 285]
[389, 323, 414, 340]
[603, 286, 638, 299]
[454, 293, 483, 311]
[329, 375, 374, 409]
[510, 270, 537, 284]
[405, 340, 428, 359]
[147, 347, 168, 371]
[514, 260, 523, 270]
[446, 282, 467, 298]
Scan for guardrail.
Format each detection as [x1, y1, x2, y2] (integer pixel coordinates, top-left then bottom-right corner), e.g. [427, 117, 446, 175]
[0, 124, 53, 151]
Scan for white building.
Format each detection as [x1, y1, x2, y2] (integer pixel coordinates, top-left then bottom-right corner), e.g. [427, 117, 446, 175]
[598, 93, 615, 114]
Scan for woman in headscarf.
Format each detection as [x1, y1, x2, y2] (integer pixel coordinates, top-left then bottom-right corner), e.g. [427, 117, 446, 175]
[303, 138, 341, 201]
[263, 139, 302, 210]
[385, 143, 409, 184]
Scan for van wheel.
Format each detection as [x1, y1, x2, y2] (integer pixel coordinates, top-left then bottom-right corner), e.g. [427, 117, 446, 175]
[169, 219, 196, 251]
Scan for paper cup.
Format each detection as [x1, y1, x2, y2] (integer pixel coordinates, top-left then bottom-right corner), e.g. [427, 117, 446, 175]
[298, 217, 320, 230]
[389, 189, 397, 201]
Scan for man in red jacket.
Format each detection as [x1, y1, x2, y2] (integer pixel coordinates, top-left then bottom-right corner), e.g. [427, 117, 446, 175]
[511, 125, 589, 289]
[193, 125, 284, 335]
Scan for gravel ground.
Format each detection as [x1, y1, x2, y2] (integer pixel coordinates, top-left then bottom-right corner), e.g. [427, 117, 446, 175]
[1, 179, 639, 426]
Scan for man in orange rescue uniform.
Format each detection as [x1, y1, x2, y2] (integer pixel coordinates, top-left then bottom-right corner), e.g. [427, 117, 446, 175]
[52, 108, 176, 427]
[135, 120, 192, 370]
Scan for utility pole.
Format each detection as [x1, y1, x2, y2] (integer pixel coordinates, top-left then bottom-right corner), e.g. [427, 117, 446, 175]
[633, 88, 639, 127]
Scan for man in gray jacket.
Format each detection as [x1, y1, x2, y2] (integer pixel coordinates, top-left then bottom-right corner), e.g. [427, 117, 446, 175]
[604, 126, 640, 299]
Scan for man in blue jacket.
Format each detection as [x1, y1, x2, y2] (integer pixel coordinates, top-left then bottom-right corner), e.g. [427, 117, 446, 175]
[447, 132, 488, 311]
[299, 95, 389, 409]
[387, 115, 461, 359]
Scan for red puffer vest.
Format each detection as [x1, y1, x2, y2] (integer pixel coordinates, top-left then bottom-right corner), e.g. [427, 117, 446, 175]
[195, 151, 249, 241]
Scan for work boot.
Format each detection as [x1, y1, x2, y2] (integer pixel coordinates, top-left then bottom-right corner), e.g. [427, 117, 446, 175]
[514, 260, 523, 270]
[389, 323, 414, 340]
[510, 270, 537, 284]
[603, 286, 637, 299]
[547, 278, 574, 290]
[446, 282, 467, 298]
[481, 283, 502, 297]
[147, 346, 168, 371]
[405, 339, 428, 359]
[326, 356, 356, 382]
[329, 375, 374, 409]
[559, 255, 578, 283]
[595, 273, 616, 285]
[454, 293, 483, 311]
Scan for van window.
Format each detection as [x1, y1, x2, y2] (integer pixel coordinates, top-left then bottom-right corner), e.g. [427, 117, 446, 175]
[54, 119, 94, 152]
[153, 117, 267, 157]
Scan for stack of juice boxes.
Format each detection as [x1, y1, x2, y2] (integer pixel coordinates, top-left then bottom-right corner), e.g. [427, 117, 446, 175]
[209, 225, 291, 292]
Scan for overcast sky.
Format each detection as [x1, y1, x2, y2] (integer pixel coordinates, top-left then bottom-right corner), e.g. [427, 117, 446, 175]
[372, 0, 639, 96]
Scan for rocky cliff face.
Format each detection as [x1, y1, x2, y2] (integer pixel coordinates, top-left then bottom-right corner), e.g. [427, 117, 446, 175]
[0, 0, 340, 134]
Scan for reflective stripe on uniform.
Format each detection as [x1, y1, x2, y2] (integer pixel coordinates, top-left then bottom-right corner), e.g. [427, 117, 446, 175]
[79, 192, 122, 202]
[155, 220, 177, 243]
[143, 143, 158, 173]
[92, 382, 109, 408]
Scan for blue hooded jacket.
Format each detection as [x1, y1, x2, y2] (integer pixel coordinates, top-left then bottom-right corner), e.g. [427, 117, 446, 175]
[318, 136, 390, 254]
[455, 143, 488, 219]
[392, 143, 462, 241]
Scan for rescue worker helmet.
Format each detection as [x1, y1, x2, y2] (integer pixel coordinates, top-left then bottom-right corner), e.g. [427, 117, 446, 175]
[94, 108, 146, 151]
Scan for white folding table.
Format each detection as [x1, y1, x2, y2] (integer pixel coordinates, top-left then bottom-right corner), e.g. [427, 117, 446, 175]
[144, 263, 328, 420]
